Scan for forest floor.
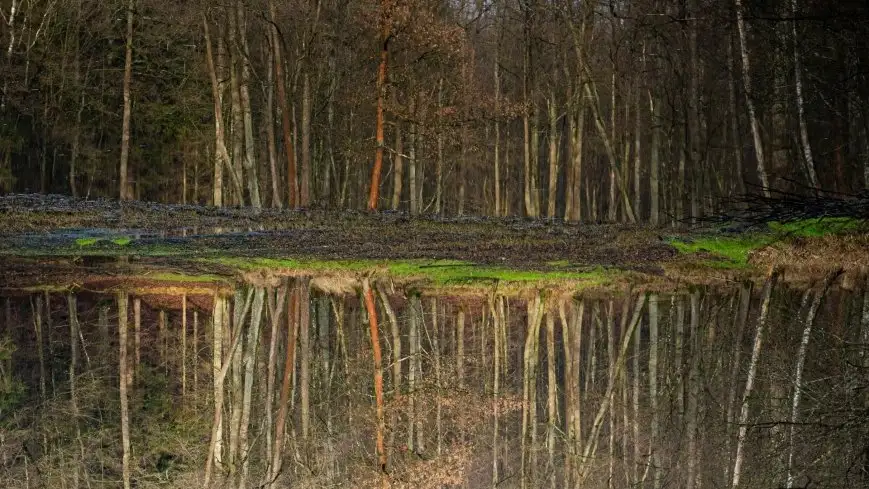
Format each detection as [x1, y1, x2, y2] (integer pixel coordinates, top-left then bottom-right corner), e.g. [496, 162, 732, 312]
[0, 194, 866, 291]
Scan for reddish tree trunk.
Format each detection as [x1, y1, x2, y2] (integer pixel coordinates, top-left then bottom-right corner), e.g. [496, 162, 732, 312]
[367, 5, 390, 211]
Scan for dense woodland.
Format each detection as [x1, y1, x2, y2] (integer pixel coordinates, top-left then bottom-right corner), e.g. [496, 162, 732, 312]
[2, 272, 868, 487]
[2, 0, 869, 221]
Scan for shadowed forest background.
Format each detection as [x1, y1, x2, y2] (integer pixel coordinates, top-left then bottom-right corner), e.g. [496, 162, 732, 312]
[3, 0, 869, 221]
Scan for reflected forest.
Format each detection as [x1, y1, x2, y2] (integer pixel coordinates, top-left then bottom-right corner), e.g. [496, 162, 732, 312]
[2, 270, 869, 487]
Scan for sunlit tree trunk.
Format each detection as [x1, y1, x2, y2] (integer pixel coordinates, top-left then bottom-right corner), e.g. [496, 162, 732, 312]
[203, 15, 232, 207]
[264, 42, 281, 208]
[236, 1, 261, 208]
[732, 268, 780, 487]
[119, 0, 134, 200]
[431, 297, 443, 455]
[547, 91, 558, 218]
[367, 1, 390, 211]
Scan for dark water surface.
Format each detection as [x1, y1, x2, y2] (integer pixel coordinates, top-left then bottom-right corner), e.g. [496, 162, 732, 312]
[1, 267, 867, 488]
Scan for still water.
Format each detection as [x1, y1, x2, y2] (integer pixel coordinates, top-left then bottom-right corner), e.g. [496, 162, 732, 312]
[0, 269, 867, 488]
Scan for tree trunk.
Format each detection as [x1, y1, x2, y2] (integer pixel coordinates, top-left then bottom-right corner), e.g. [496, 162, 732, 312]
[268, 0, 296, 208]
[791, 0, 818, 191]
[301, 72, 311, 206]
[547, 91, 558, 218]
[203, 15, 232, 207]
[265, 41, 281, 208]
[236, 1, 261, 208]
[367, 4, 390, 211]
[391, 119, 403, 210]
[119, 0, 134, 201]
[734, 0, 771, 197]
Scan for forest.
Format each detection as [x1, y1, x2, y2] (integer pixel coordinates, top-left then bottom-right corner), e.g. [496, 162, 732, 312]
[3, 0, 869, 221]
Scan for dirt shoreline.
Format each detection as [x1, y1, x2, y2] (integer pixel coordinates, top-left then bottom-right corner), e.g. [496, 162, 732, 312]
[1, 194, 865, 292]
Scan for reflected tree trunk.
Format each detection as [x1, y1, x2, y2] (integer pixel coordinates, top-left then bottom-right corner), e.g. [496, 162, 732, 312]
[362, 279, 387, 473]
[732, 268, 780, 487]
[786, 271, 840, 487]
[118, 291, 131, 489]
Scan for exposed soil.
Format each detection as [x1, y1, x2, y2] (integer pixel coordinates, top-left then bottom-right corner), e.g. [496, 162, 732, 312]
[1, 194, 864, 292]
[0, 193, 676, 268]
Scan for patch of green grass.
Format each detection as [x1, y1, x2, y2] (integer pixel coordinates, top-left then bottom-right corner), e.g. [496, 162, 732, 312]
[145, 272, 226, 283]
[204, 256, 613, 288]
[669, 234, 770, 266]
[767, 217, 865, 237]
[75, 237, 99, 247]
[74, 235, 133, 247]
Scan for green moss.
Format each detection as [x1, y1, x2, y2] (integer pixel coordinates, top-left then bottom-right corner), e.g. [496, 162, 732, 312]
[75, 237, 99, 247]
[111, 236, 132, 246]
[767, 217, 865, 237]
[669, 234, 770, 266]
[205, 256, 612, 288]
[145, 272, 226, 283]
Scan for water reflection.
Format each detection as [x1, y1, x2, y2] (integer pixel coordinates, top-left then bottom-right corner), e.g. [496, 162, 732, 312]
[1, 271, 867, 488]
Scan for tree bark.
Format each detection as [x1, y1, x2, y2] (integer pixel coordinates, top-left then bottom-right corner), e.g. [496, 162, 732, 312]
[268, 0, 296, 208]
[791, 0, 818, 191]
[734, 0, 771, 197]
[547, 91, 558, 218]
[236, 1, 261, 208]
[203, 15, 233, 207]
[301, 72, 311, 206]
[119, 0, 134, 201]
[367, 2, 390, 211]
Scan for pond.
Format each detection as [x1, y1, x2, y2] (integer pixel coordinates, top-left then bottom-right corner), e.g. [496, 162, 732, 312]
[0, 262, 866, 488]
